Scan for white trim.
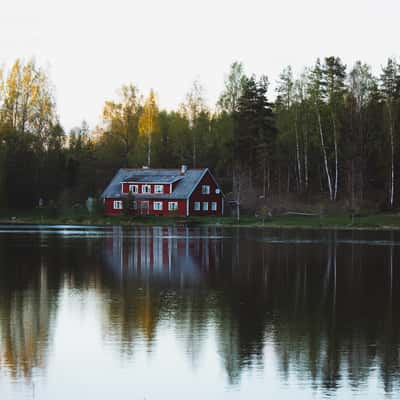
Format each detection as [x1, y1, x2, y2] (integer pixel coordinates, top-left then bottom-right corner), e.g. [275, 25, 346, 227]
[186, 199, 189, 216]
[186, 168, 224, 199]
[168, 201, 178, 211]
[142, 184, 151, 194]
[129, 184, 138, 193]
[201, 185, 211, 195]
[153, 201, 163, 211]
[155, 184, 164, 194]
[186, 169, 208, 199]
[113, 200, 123, 210]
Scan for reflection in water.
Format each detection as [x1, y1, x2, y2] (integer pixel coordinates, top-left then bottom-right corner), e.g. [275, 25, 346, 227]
[0, 226, 399, 398]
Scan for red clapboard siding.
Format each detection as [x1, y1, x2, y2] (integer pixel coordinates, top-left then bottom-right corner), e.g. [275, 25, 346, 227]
[105, 198, 187, 216]
[121, 183, 171, 194]
[189, 171, 223, 216]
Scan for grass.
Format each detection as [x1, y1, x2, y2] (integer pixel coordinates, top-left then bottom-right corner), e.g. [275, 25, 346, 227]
[1, 207, 400, 230]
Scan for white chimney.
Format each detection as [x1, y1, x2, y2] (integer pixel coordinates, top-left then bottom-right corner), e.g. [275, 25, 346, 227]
[181, 165, 187, 175]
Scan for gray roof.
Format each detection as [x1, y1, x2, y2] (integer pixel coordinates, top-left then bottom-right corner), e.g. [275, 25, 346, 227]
[122, 174, 183, 184]
[100, 168, 207, 199]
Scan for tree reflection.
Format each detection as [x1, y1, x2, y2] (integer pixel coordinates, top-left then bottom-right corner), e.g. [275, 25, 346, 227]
[0, 227, 399, 395]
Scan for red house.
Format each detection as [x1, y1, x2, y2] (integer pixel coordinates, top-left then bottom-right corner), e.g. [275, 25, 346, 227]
[101, 166, 224, 217]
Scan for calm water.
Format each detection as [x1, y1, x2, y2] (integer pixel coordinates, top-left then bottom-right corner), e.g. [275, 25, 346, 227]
[0, 225, 399, 399]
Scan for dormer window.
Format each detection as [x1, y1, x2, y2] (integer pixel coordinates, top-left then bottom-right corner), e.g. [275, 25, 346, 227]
[142, 185, 151, 193]
[155, 185, 164, 194]
[202, 185, 210, 195]
[129, 184, 138, 193]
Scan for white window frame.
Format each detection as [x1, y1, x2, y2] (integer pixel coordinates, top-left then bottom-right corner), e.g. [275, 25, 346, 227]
[194, 201, 200, 211]
[142, 184, 151, 194]
[211, 202, 217, 211]
[202, 185, 210, 195]
[155, 184, 164, 194]
[168, 201, 178, 211]
[202, 202, 208, 211]
[113, 200, 123, 210]
[129, 184, 138, 193]
[153, 201, 163, 211]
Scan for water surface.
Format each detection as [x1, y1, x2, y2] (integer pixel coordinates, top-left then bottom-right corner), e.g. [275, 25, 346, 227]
[0, 225, 399, 399]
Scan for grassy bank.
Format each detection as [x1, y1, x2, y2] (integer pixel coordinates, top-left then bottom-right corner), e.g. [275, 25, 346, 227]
[1, 207, 400, 230]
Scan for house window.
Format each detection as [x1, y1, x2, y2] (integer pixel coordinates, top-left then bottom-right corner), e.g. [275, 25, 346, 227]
[202, 202, 208, 211]
[202, 185, 210, 194]
[194, 202, 200, 211]
[129, 184, 138, 193]
[168, 202, 178, 211]
[153, 201, 163, 211]
[113, 200, 123, 210]
[211, 202, 217, 211]
[142, 184, 151, 193]
[155, 185, 164, 194]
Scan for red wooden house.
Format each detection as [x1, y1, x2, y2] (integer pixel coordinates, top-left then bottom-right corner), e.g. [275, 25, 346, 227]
[101, 166, 224, 217]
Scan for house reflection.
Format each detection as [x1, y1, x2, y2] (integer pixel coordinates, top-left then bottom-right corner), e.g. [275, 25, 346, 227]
[103, 226, 222, 284]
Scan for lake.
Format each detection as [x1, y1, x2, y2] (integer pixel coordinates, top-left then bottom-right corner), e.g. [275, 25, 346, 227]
[0, 225, 399, 399]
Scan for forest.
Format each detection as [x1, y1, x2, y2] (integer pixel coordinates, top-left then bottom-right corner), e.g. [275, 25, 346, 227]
[0, 57, 399, 212]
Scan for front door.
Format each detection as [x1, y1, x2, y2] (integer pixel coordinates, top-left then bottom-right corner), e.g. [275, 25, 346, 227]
[140, 200, 149, 216]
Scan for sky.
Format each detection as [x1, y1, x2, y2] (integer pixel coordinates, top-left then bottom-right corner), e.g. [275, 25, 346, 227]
[1, 0, 399, 132]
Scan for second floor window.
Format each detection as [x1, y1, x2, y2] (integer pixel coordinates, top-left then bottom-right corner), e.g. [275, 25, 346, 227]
[202, 185, 210, 194]
[155, 185, 164, 193]
[129, 184, 138, 193]
[142, 185, 151, 193]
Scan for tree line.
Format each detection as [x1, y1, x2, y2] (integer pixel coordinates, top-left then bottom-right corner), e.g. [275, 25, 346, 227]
[0, 57, 400, 211]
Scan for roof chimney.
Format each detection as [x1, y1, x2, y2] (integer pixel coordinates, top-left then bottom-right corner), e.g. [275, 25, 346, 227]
[181, 165, 187, 175]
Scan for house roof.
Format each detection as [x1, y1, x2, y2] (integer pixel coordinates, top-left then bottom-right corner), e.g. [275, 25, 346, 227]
[122, 174, 183, 184]
[100, 168, 208, 199]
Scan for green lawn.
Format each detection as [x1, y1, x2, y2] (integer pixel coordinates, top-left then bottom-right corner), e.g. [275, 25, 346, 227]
[1, 207, 400, 230]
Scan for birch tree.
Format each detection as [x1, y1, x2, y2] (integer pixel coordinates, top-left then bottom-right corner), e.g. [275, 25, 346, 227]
[102, 84, 141, 166]
[138, 90, 159, 167]
[277, 66, 303, 192]
[323, 57, 346, 201]
[380, 58, 400, 208]
[308, 60, 334, 200]
[180, 80, 207, 167]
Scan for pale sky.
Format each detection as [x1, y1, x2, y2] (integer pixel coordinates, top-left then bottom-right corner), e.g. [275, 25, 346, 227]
[1, 0, 399, 132]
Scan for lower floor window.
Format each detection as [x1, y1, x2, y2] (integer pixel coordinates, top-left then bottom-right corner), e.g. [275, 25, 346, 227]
[202, 202, 208, 211]
[194, 201, 200, 211]
[168, 201, 178, 211]
[153, 201, 163, 211]
[211, 202, 217, 211]
[113, 200, 123, 210]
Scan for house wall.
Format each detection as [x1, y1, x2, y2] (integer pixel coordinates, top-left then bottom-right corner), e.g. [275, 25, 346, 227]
[188, 171, 224, 216]
[121, 183, 171, 195]
[105, 198, 124, 216]
[105, 198, 187, 217]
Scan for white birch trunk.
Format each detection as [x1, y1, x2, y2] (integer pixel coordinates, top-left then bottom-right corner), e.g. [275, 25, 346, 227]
[332, 114, 339, 201]
[317, 110, 333, 200]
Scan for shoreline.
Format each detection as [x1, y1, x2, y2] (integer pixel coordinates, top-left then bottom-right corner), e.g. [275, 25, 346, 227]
[1, 212, 400, 231]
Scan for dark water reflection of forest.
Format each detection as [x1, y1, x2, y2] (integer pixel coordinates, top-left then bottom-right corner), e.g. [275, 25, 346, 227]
[0, 226, 399, 399]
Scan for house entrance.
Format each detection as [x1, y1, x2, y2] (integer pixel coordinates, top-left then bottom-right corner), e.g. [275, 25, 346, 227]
[140, 201, 149, 216]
